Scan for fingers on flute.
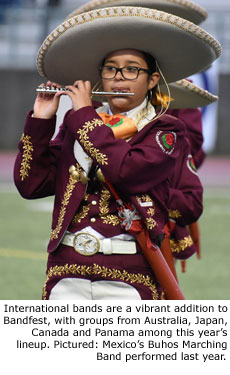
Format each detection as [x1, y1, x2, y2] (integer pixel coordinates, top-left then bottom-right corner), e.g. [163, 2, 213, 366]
[37, 81, 63, 97]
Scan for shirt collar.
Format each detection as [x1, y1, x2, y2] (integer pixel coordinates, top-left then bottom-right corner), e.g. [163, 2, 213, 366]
[97, 98, 156, 132]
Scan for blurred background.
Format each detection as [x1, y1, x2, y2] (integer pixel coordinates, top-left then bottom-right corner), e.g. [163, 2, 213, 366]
[0, 0, 229, 299]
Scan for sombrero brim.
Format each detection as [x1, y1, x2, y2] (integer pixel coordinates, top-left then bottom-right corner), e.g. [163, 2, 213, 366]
[67, 0, 207, 25]
[162, 79, 218, 108]
[37, 7, 221, 87]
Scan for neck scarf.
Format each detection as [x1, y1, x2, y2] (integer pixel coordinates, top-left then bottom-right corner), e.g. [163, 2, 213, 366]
[98, 113, 137, 140]
[97, 98, 156, 139]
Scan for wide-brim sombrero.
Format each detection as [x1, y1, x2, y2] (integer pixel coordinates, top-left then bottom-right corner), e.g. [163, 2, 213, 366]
[36, 7, 221, 87]
[162, 79, 218, 108]
[67, 0, 207, 25]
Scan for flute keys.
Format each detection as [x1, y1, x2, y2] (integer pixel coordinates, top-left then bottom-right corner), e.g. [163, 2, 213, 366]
[36, 86, 67, 93]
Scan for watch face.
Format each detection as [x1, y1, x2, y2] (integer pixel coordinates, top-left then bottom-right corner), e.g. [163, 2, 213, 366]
[73, 232, 100, 256]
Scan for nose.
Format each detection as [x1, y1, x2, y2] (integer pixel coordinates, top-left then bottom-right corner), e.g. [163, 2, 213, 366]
[114, 69, 124, 80]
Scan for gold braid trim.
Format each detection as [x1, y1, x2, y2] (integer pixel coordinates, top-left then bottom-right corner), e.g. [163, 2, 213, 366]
[99, 188, 110, 215]
[77, 118, 108, 165]
[42, 262, 160, 300]
[50, 164, 82, 240]
[73, 194, 90, 223]
[170, 235, 193, 253]
[169, 209, 182, 219]
[72, 203, 91, 223]
[20, 134, 34, 181]
[99, 188, 120, 226]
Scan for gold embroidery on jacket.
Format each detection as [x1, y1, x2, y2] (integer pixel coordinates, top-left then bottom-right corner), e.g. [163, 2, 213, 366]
[145, 217, 157, 230]
[77, 118, 108, 165]
[147, 208, 155, 216]
[50, 164, 82, 240]
[99, 188, 110, 215]
[100, 214, 120, 226]
[99, 188, 120, 226]
[20, 134, 34, 181]
[169, 209, 182, 219]
[137, 195, 156, 229]
[73, 194, 90, 223]
[170, 235, 193, 253]
[42, 262, 160, 300]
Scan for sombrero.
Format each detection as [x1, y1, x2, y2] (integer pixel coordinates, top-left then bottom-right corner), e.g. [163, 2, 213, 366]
[162, 79, 218, 108]
[36, 7, 221, 87]
[67, 0, 207, 25]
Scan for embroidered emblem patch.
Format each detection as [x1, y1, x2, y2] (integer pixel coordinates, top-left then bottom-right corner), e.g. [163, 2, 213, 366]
[187, 154, 197, 175]
[156, 131, 176, 154]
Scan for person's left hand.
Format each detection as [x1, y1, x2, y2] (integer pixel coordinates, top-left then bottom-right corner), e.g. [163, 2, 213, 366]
[62, 80, 92, 111]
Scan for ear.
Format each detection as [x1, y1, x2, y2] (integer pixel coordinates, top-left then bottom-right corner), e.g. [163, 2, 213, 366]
[148, 72, 160, 90]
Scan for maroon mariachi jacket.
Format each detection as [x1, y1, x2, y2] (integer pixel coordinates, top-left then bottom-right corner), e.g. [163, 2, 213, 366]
[166, 107, 204, 259]
[14, 106, 187, 253]
[167, 135, 203, 259]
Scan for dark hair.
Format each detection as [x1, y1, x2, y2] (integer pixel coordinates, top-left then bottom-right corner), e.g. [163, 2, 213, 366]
[141, 51, 158, 103]
[141, 51, 157, 73]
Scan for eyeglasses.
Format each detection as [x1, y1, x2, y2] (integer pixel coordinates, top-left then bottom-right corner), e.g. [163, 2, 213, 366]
[99, 65, 151, 80]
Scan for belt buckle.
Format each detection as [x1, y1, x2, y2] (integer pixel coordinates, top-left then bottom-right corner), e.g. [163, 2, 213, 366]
[73, 232, 100, 256]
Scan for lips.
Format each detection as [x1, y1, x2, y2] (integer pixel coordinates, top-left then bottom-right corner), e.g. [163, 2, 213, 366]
[112, 87, 129, 93]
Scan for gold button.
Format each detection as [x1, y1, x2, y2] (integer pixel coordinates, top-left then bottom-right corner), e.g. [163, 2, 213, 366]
[71, 170, 80, 180]
[96, 168, 105, 182]
[69, 165, 76, 173]
[90, 218, 96, 223]
[91, 200, 97, 206]
[80, 171, 89, 185]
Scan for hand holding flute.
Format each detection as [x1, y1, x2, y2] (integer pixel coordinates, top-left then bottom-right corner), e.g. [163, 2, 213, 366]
[34, 80, 93, 118]
[34, 80, 135, 119]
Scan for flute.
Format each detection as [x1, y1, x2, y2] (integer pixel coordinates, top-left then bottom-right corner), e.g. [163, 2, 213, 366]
[36, 86, 134, 96]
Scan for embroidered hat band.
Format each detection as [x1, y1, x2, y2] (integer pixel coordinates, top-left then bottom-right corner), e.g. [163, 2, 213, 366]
[67, 0, 208, 25]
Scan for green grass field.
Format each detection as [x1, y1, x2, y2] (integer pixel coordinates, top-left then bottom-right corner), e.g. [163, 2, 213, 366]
[0, 187, 229, 300]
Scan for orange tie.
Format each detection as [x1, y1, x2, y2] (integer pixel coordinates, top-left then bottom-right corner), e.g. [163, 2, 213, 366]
[98, 112, 138, 140]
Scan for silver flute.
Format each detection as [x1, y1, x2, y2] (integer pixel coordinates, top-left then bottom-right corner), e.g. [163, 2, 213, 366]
[36, 86, 134, 96]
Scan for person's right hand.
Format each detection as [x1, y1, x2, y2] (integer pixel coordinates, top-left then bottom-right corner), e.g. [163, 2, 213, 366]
[33, 81, 62, 119]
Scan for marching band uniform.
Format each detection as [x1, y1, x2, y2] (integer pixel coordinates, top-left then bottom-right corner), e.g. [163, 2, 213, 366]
[167, 110, 204, 260]
[15, 104, 188, 299]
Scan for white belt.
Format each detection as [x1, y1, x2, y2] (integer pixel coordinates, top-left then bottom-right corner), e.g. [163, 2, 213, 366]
[61, 232, 137, 256]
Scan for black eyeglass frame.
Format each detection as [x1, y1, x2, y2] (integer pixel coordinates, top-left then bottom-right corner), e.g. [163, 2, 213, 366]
[99, 65, 152, 80]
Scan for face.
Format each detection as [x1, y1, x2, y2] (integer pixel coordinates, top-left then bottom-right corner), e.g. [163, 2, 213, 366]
[101, 49, 160, 114]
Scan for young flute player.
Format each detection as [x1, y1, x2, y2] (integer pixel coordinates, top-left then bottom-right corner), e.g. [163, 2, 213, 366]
[14, 7, 221, 299]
